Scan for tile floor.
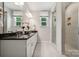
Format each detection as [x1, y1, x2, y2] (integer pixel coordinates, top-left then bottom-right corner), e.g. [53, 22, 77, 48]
[33, 41, 66, 57]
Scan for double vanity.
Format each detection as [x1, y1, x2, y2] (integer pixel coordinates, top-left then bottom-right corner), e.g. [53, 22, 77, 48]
[0, 31, 38, 57]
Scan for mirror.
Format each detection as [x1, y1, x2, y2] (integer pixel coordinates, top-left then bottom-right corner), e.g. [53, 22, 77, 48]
[0, 2, 3, 34]
[3, 2, 24, 33]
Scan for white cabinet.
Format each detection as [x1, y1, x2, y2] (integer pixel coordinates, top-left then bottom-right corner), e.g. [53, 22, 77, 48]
[0, 33, 37, 57]
[27, 33, 37, 57]
[1, 40, 26, 57]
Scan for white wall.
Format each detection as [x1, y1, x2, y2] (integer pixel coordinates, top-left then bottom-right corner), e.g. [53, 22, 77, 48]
[56, 3, 62, 54]
[31, 11, 50, 43]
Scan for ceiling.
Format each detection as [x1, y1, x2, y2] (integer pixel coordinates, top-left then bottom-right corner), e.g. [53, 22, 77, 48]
[26, 2, 56, 11]
[4, 2, 56, 12]
[4, 2, 23, 11]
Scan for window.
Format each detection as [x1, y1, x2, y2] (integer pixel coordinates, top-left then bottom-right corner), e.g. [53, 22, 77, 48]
[40, 16, 48, 27]
[16, 16, 22, 26]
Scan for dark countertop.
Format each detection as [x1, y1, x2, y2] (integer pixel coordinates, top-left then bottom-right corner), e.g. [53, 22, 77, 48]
[0, 31, 37, 40]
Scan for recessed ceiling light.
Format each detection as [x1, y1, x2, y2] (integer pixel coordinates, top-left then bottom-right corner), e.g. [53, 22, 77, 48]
[14, 2, 24, 6]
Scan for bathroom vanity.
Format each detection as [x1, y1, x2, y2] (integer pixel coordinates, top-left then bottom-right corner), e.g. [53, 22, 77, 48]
[0, 31, 37, 57]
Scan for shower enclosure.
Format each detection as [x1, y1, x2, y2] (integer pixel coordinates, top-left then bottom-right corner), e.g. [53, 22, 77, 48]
[65, 2, 79, 57]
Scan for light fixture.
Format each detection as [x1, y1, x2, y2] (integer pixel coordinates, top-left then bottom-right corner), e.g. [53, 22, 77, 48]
[25, 11, 33, 18]
[14, 2, 24, 6]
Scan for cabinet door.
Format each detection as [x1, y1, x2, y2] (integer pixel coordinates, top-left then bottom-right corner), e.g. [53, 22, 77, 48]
[27, 33, 37, 57]
[27, 38, 32, 57]
[31, 33, 37, 56]
[1, 40, 25, 57]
